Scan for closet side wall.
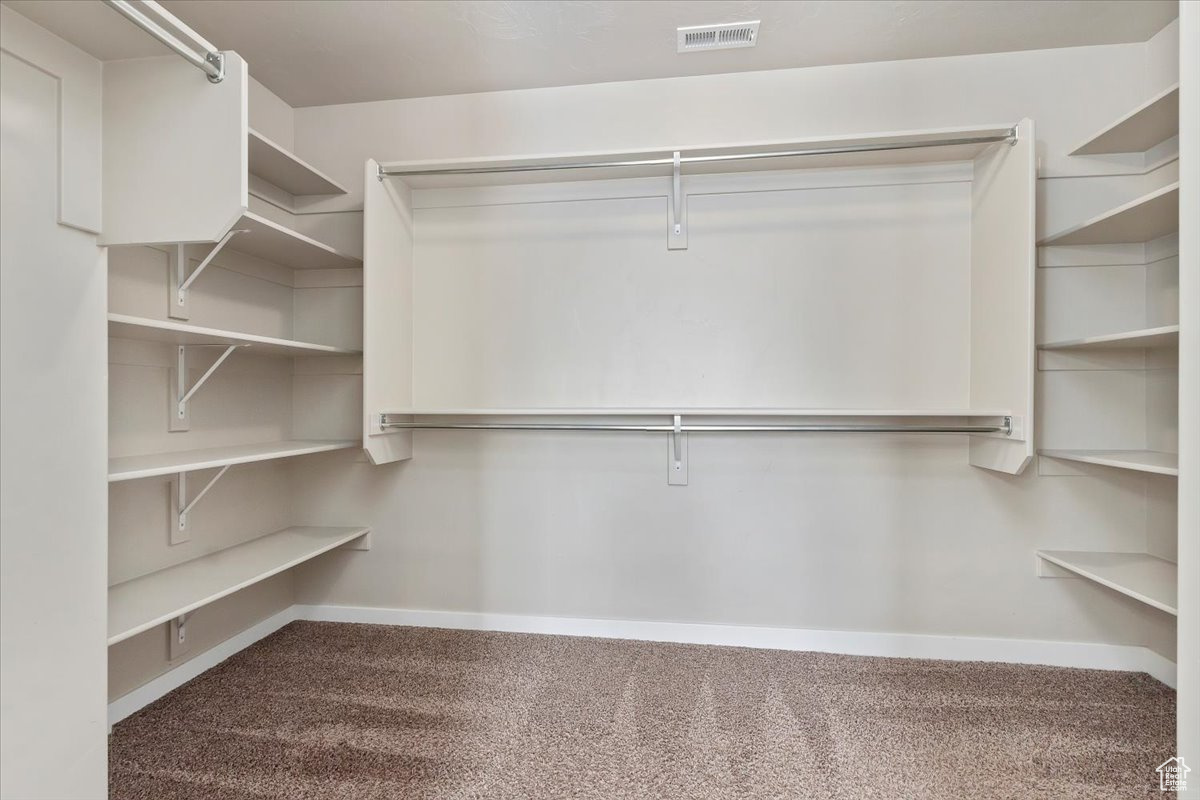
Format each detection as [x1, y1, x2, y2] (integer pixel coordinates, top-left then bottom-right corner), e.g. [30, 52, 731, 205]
[288, 40, 1179, 659]
[0, 8, 108, 798]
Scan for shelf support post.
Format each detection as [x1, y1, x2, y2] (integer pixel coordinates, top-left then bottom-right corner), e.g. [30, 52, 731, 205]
[171, 344, 246, 431]
[169, 228, 248, 319]
[668, 151, 687, 250]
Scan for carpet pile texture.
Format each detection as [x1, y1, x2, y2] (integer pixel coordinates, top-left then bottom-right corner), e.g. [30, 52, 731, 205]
[109, 621, 1176, 799]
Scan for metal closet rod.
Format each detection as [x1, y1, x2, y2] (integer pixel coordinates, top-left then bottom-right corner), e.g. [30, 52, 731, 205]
[103, 0, 225, 83]
[378, 129, 1017, 178]
[379, 418, 1014, 436]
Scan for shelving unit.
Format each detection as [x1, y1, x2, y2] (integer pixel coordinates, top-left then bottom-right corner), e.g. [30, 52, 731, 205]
[1037, 550, 1178, 615]
[1039, 182, 1179, 246]
[108, 526, 370, 645]
[1070, 84, 1180, 156]
[1036, 77, 1181, 633]
[248, 128, 348, 196]
[108, 440, 358, 482]
[108, 314, 361, 357]
[1038, 449, 1179, 476]
[1037, 325, 1179, 351]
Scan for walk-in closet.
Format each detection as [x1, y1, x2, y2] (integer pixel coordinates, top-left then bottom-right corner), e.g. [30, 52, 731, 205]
[1, 1, 1196, 798]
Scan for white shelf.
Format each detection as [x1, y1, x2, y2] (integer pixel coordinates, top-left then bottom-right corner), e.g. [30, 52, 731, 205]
[108, 526, 369, 645]
[383, 124, 1016, 189]
[1070, 84, 1180, 156]
[108, 314, 360, 357]
[1039, 183, 1179, 246]
[109, 439, 358, 482]
[229, 211, 361, 269]
[387, 408, 1012, 417]
[248, 128, 348, 196]
[1038, 325, 1179, 351]
[1038, 449, 1179, 476]
[1037, 550, 1177, 615]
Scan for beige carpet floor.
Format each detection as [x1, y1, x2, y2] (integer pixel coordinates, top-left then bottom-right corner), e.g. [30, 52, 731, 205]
[109, 621, 1176, 799]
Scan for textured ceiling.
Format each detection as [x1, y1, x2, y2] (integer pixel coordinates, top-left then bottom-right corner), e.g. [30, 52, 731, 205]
[3, 0, 1178, 107]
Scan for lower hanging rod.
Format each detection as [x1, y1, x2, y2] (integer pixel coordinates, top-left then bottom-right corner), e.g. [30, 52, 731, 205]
[379, 418, 1012, 436]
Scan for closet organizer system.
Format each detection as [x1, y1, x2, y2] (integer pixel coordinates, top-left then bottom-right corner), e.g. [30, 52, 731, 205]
[1035, 83, 1182, 616]
[97, 14, 1037, 651]
[364, 128, 1036, 477]
[102, 45, 368, 651]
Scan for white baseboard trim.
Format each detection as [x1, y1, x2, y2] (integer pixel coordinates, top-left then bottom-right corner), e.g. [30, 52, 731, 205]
[107, 606, 298, 726]
[295, 604, 1178, 688]
[108, 603, 1177, 724]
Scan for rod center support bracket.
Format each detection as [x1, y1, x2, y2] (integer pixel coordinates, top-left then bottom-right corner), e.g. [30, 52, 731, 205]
[667, 151, 688, 250]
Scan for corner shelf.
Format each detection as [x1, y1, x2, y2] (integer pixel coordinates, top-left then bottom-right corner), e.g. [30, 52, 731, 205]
[248, 128, 348, 196]
[1037, 325, 1179, 351]
[108, 526, 369, 645]
[229, 211, 361, 269]
[1070, 84, 1180, 156]
[1039, 183, 1179, 246]
[108, 314, 361, 357]
[1037, 550, 1177, 615]
[108, 439, 358, 482]
[1038, 449, 1178, 476]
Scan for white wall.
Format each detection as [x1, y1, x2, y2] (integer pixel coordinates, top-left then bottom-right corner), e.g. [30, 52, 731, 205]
[0, 7, 107, 798]
[288, 37, 1180, 661]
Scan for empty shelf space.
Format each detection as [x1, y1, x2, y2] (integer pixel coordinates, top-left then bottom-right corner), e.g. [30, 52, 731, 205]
[108, 314, 361, 357]
[248, 128, 348, 196]
[1037, 550, 1177, 615]
[388, 408, 1011, 417]
[230, 212, 361, 269]
[1037, 325, 1179, 351]
[1070, 84, 1180, 156]
[108, 526, 369, 645]
[1038, 449, 1178, 476]
[109, 439, 358, 482]
[1039, 183, 1179, 246]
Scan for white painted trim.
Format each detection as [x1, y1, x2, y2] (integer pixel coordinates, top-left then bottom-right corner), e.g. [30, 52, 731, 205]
[107, 603, 1177, 725]
[107, 606, 297, 726]
[295, 604, 1179, 688]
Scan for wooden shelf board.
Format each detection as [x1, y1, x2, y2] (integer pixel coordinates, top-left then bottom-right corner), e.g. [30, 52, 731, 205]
[1038, 449, 1179, 476]
[1038, 325, 1179, 351]
[108, 526, 369, 645]
[230, 211, 361, 270]
[108, 314, 360, 357]
[109, 439, 358, 482]
[388, 408, 1011, 417]
[383, 124, 1016, 189]
[1037, 550, 1177, 615]
[1039, 183, 1179, 246]
[1070, 84, 1180, 156]
[248, 128, 348, 196]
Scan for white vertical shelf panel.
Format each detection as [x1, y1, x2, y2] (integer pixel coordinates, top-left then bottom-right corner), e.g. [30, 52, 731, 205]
[101, 53, 247, 246]
[362, 159, 413, 463]
[968, 118, 1035, 474]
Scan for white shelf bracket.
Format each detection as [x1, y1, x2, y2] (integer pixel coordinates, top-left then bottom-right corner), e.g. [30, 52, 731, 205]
[668, 151, 688, 250]
[169, 228, 248, 319]
[173, 464, 231, 537]
[170, 344, 246, 431]
[169, 612, 193, 659]
[668, 414, 688, 485]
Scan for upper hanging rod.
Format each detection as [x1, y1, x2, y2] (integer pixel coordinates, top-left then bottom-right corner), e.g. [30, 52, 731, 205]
[378, 417, 1013, 436]
[378, 129, 1017, 179]
[103, 0, 224, 83]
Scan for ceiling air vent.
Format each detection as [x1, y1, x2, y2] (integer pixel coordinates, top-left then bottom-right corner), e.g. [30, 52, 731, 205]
[677, 21, 760, 53]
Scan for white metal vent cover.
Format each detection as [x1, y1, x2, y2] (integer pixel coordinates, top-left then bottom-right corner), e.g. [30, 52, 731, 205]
[677, 21, 760, 53]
